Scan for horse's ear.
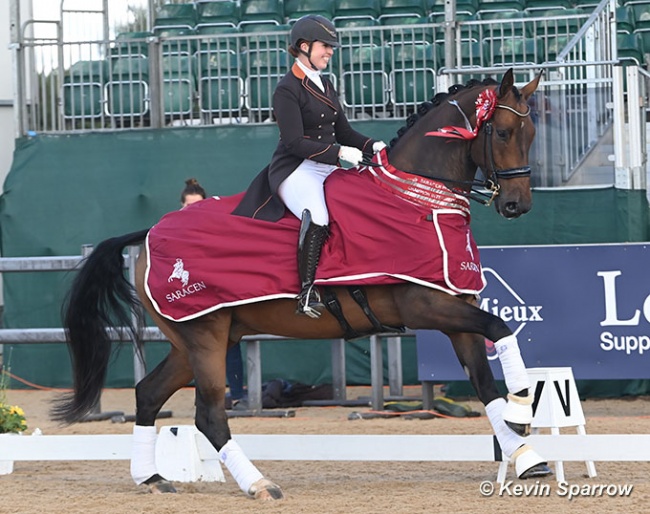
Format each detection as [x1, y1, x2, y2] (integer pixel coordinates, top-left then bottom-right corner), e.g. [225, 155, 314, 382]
[497, 68, 515, 98]
[520, 69, 543, 100]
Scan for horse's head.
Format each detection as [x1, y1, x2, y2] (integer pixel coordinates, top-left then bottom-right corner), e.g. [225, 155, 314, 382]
[472, 69, 541, 218]
[387, 69, 541, 219]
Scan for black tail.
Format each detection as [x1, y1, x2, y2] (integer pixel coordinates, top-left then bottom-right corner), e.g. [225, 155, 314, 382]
[51, 229, 149, 424]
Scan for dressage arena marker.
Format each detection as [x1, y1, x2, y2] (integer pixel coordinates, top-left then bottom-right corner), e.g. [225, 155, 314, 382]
[1, 432, 650, 479]
[497, 367, 598, 483]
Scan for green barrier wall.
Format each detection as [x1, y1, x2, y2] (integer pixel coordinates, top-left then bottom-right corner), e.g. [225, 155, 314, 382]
[1, 124, 649, 395]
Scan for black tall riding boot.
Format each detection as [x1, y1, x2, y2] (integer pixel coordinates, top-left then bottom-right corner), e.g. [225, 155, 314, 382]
[296, 210, 329, 318]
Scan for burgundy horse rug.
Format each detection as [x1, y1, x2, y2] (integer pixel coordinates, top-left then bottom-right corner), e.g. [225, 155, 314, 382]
[145, 151, 486, 321]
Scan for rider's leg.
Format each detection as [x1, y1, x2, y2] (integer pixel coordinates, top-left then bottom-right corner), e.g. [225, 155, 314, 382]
[278, 161, 333, 318]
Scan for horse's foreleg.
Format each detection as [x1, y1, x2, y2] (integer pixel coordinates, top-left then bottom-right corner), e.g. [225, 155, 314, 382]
[131, 348, 193, 493]
[402, 289, 534, 432]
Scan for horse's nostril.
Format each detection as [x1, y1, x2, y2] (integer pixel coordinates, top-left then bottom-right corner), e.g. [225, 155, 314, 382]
[504, 202, 520, 216]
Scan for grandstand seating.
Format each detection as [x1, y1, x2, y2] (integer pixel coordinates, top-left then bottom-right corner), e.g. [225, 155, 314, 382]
[524, 0, 573, 13]
[153, 3, 197, 30]
[378, 0, 428, 23]
[241, 23, 291, 50]
[243, 48, 289, 118]
[285, 0, 336, 23]
[154, 27, 198, 57]
[195, 0, 241, 29]
[162, 55, 196, 118]
[617, 32, 645, 65]
[428, 0, 478, 16]
[239, 0, 285, 26]
[629, 2, 650, 32]
[195, 25, 242, 54]
[336, 16, 383, 46]
[105, 56, 149, 118]
[62, 60, 107, 120]
[197, 50, 244, 120]
[60, 0, 637, 125]
[110, 31, 153, 61]
[334, 0, 383, 22]
[339, 45, 390, 109]
[388, 42, 438, 110]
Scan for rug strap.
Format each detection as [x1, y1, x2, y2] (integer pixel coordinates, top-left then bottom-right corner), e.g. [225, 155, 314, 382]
[322, 288, 363, 340]
[347, 287, 405, 335]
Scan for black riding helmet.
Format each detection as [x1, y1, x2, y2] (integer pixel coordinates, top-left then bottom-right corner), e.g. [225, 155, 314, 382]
[290, 15, 339, 69]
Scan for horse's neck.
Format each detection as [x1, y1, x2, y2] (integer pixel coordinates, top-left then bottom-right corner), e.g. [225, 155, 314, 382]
[391, 111, 477, 184]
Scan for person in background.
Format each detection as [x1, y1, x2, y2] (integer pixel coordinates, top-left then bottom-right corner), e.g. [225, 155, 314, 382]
[180, 178, 247, 408]
[180, 177, 207, 208]
[232, 15, 386, 319]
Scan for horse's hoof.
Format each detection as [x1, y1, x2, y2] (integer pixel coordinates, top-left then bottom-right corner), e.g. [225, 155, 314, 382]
[513, 445, 552, 479]
[248, 478, 284, 500]
[502, 393, 533, 435]
[144, 474, 177, 494]
[519, 463, 553, 479]
[505, 420, 530, 437]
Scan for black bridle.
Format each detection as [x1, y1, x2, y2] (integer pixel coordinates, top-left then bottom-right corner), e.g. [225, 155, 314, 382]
[360, 102, 532, 206]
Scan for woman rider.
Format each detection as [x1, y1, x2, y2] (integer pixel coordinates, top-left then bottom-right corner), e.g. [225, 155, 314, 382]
[233, 15, 386, 318]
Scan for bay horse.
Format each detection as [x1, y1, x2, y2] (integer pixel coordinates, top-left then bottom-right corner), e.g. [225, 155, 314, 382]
[53, 69, 551, 500]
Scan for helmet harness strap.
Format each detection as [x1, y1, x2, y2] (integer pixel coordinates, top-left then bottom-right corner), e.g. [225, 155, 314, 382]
[299, 41, 319, 71]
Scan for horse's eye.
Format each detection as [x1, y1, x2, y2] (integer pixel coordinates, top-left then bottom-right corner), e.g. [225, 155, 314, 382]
[496, 129, 508, 139]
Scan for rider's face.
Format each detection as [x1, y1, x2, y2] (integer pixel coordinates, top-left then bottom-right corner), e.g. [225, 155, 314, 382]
[300, 41, 334, 71]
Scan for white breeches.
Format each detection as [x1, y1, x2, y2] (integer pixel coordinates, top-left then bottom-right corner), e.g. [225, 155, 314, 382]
[277, 159, 336, 226]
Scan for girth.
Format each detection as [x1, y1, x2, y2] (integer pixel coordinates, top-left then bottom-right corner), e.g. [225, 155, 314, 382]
[322, 286, 405, 341]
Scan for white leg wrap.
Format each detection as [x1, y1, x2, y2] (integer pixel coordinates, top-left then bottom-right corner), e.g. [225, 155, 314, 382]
[219, 439, 264, 495]
[494, 335, 531, 394]
[131, 425, 158, 485]
[513, 444, 546, 478]
[485, 398, 525, 457]
[502, 392, 533, 426]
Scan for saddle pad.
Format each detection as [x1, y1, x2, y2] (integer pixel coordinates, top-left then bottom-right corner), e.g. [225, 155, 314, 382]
[145, 167, 486, 321]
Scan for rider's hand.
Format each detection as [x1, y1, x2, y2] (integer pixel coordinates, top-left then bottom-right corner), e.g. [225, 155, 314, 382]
[372, 141, 387, 154]
[339, 146, 363, 166]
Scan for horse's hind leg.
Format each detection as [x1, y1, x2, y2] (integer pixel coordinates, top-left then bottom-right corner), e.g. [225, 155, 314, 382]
[448, 331, 551, 479]
[131, 347, 193, 493]
[190, 311, 283, 500]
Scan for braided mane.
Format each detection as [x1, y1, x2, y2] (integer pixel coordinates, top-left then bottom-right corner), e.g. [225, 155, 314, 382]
[388, 77, 502, 150]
